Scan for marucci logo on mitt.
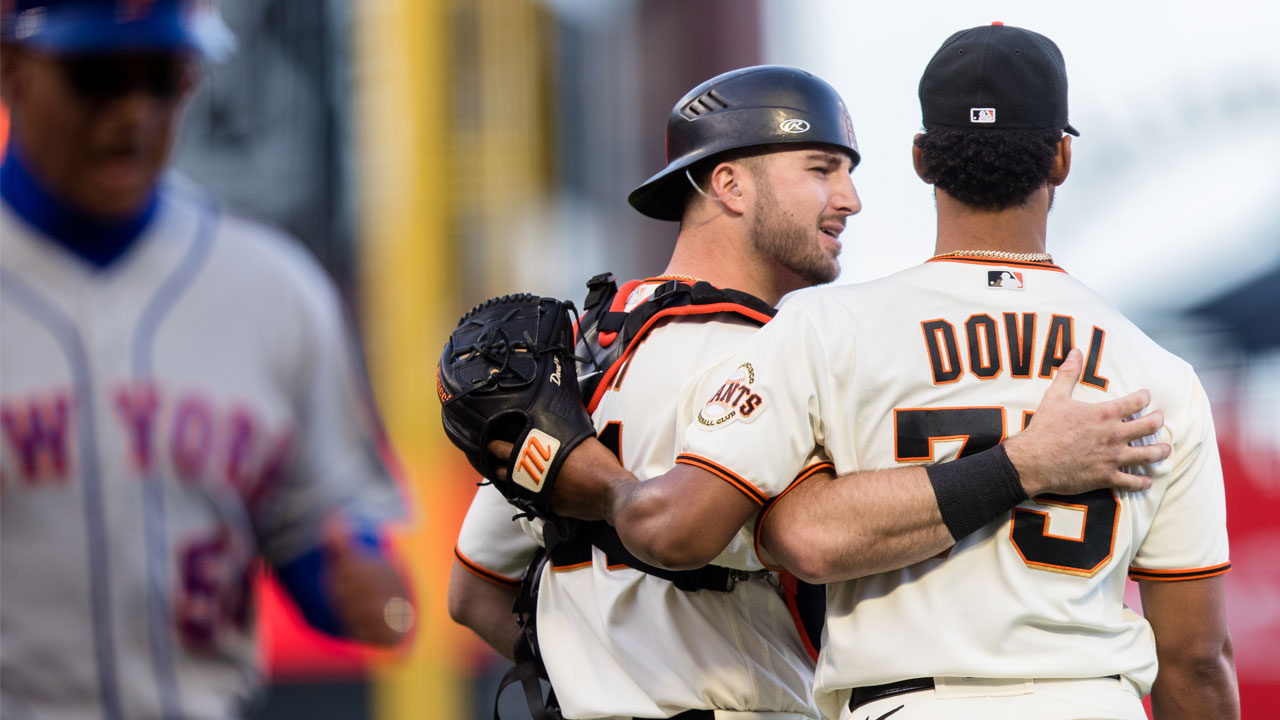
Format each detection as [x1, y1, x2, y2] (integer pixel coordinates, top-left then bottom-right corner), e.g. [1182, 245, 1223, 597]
[437, 293, 595, 521]
[512, 429, 560, 492]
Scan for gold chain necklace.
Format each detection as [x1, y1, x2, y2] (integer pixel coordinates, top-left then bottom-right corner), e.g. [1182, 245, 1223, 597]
[931, 249, 1054, 263]
[653, 273, 704, 283]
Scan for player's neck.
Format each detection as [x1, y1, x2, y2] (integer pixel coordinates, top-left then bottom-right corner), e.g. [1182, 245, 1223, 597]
[0, 140, 159, 268]
[931, 187, 1050, 257]
[666, 225, 791, 306]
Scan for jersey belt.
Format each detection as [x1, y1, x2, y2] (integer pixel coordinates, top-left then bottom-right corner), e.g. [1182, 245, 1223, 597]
[848, 675, 1123, 710]
[549, 520, 769, 592]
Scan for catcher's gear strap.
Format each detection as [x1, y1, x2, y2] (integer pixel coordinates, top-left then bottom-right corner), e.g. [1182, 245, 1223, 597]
[548, 520, 768, 592]
[495, 549, 564, 720]
[574, 273, 776, 413]
[565, 273, 775, 592]
[778, 570, 824, 662]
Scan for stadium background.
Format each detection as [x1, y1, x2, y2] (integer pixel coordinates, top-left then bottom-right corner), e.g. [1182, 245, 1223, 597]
[3, 0, 1274, 717]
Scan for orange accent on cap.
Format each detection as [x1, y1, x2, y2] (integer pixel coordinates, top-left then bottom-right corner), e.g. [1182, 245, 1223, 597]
[992, 20, 1005, 25]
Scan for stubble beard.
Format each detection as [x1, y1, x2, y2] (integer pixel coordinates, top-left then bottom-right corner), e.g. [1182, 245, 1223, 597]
[747, 178, 840, 287]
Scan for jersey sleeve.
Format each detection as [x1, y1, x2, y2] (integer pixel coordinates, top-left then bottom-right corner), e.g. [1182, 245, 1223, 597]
[455, 483, 544, 585]
[750, 448, 836, 571]
[1129, 373, 1231, 581]
[676, 300, 835, 503]
[254, 271, 404, 567]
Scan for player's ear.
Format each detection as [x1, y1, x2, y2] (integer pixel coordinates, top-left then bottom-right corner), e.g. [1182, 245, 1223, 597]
[709, 161, 748, 215]
[911, 134, 932, 184]
[1049, 134, 1072, 186]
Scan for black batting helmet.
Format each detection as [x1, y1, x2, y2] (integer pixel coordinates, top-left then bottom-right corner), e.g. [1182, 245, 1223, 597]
[628, 65, 860, 221]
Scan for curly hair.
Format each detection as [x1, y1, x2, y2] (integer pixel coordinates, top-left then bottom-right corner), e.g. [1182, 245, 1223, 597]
[914, 128, 1063, 211]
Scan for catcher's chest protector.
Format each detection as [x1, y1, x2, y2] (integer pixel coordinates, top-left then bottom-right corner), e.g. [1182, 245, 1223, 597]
[567, 273, 827, 658]
[557, 273, 784, 594]
[574, 272, 777, 410]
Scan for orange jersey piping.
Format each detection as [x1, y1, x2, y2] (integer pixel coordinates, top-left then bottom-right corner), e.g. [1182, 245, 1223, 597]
[674, 453, 769, 506]
[1128, 561, 1232, 582]
[454, 547, 521, 586]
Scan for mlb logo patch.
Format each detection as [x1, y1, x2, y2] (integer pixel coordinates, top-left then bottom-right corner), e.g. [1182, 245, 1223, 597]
[988, 270, 1024, 289]
[971, 107, 997, 124]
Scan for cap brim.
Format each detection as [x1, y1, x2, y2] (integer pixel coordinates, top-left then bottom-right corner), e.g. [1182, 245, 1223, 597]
[1065, 124, 1080, 137]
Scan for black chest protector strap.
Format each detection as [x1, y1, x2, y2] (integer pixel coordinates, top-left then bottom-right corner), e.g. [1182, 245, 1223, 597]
[574, 272, 776, 413]
[494, 548, 564, 720]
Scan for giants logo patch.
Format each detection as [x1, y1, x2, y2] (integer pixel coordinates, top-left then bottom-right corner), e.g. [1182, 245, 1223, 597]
[512, 429, 559, 492]
[697, 363, 766, 429]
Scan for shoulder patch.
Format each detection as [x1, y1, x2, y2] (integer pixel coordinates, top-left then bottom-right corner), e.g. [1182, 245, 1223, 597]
[696, 362, 767, 430]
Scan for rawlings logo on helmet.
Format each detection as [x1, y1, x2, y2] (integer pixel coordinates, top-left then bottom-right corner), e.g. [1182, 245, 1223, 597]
[778, 118, 810, 134]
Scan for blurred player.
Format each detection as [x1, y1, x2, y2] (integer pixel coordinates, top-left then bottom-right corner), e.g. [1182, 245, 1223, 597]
[693, 24, 1238, 720]
[0, 2, 410, 718]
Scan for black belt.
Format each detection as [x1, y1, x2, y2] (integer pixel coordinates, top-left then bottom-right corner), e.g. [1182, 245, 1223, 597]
[849, 675, 1124, 711]
[635, 711, 713, 720]
[849, 678, 935, 711]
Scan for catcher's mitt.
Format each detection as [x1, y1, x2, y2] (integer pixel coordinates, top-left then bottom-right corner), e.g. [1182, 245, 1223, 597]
[437, 293, 594, 521]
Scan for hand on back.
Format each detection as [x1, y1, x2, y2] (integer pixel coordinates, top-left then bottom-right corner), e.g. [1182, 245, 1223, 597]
[1007, 348, 1169, 497]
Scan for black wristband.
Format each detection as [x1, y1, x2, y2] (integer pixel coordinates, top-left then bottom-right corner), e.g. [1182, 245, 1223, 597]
[926, 444, 1028, 541]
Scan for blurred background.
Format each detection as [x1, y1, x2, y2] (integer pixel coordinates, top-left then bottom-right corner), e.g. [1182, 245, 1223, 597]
[28, 0, 1273, 717]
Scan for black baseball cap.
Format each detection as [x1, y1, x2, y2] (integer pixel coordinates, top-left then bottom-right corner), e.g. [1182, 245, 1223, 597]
[919, 22, 1079, 136]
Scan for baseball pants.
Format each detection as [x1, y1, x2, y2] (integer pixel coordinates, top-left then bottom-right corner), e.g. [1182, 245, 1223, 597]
[840, 676, 1146, 720]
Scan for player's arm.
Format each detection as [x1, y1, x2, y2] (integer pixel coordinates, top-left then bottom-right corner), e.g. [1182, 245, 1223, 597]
[540, 349, 1165, 575]
[266, 256, 414, 646]
[448, 483, 542, 658]
[322, 520, 414, 646]
[481, 423, 776, 570]
[448, 558, 521, 662]
[761, 348, 1166, 582]
[517, 437, 760, 570]
[1139, 575, 1239, 719]
[604, 460, 762, 570]
[274, 517, 413, 647]
[1130, 373, 1236, 718]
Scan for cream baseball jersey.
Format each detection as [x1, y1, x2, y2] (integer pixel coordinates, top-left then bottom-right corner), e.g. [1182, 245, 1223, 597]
[456, 280, 822, 719]
[677, 256, 1230, 720]
[0, 182, 402, 720]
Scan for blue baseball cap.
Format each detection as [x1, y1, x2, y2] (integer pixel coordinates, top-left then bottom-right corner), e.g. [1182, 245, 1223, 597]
[1, 0, 235, 59]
